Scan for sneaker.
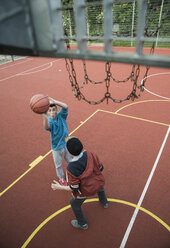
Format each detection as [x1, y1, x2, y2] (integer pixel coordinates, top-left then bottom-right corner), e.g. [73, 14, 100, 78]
[103, 203, 108, 208]
[71, 220, 88, 230]
[59, 178, 67, 186]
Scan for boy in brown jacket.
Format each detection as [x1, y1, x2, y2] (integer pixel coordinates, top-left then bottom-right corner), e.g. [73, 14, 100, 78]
[51, 137, 108, 230]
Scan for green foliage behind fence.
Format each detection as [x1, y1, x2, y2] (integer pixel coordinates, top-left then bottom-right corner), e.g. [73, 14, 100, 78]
[62, 0, 170, 47]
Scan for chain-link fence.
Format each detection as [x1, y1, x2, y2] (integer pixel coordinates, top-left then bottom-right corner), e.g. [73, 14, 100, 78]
[0, 55, 14, 64]
[1, 1, 169, 66]
[63, 0, 170, 47]
[0, 55, 25, 64]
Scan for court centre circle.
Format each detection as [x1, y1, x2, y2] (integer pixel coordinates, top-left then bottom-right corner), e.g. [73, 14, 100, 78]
[141, 72, 170, 100]
[21, 198, 170, 248]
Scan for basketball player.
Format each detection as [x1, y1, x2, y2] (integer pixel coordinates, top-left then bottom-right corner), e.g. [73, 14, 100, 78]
[42, 97, 72, 186]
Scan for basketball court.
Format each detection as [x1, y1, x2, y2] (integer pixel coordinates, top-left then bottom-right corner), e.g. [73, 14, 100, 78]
[0, 0, 170, 247]
[0, 51, 170, 247]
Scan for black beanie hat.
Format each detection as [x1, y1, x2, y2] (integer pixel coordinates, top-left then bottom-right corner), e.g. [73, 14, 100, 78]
[66, 138, 83, 156]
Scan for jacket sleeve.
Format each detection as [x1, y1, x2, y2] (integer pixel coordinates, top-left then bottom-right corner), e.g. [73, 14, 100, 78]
[92, 152, 104, 171]
[67, 170, 80, 192]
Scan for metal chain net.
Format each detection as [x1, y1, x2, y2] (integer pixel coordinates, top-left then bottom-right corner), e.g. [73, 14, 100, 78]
[64, 0, 162, 105]
[65, 39, 157, 105]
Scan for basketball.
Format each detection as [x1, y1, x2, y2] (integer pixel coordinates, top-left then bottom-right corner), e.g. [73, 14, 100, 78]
[30, 94, 50, 114]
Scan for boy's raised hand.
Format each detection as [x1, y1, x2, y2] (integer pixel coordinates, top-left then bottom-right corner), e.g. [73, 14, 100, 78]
[47, 97, 68, 109]
[48, 96, 55, 104]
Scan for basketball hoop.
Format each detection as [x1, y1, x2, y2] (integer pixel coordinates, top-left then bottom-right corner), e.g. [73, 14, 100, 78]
[63, 1, 165, 104]
[65, 37, 157, 105]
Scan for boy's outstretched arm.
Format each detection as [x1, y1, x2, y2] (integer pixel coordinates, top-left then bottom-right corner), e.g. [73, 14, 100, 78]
[48, 97, 68, 109]
[51, 180, 71, 191]
[42, 113, 49, 129]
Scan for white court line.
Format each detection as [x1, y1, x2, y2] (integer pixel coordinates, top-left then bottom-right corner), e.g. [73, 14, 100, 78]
[0, 58, 62, 82]
[0, 58, 33, 71]
[141, 72, 170, 100]
[144, 88, 170, 100]
[19, 62, 53, 75]
[120, 126, 170, 248]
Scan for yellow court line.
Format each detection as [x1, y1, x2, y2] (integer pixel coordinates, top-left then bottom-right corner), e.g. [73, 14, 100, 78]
[69, 109, 100, 136]
[29, 156, 44, 168]
[0, 156, 44, 197]
[21, 204, 71, 248]
[21, 198, 170, 248]
[0, 167, 35, 197]
[99, 109, 170, 127]
[115, 99, 170, 114]
[43, 150, 52, 159]
[0, 110, 100, 197]
[107, 198, 170, 232]
[1, 105, 169, 197]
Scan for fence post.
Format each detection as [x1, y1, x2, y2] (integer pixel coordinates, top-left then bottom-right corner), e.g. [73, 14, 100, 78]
[136, 0, 147, 55]
[131, 0, 136, 47]
[156, 0, 164, 47]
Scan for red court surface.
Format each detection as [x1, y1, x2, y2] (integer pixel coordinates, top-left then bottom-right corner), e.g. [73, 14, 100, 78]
[0, 48, 170, 248]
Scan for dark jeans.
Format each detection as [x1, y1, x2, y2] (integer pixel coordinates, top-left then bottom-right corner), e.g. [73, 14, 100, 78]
[70, 187, 108, 226]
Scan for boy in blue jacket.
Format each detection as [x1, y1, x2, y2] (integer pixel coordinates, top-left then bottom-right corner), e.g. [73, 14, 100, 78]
[42, 97, 72, 186]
